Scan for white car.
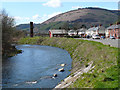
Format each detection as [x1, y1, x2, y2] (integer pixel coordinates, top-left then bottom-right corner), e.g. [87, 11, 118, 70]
[68, 30, 77, 36]
[92, 35, 100, 39]
[110, 36, 115, 39]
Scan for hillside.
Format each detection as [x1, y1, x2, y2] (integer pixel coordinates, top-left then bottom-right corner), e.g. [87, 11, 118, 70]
[43, 7, 119, 24]
[16, 7, 120, 31]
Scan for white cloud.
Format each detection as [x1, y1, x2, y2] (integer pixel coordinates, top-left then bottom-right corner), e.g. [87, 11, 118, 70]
[14, 16, 30, 25]
[41, 14, 48, 20]
[14, 16, 30, 21]
[38, 12, 62, 23]
[42, 0, 61, 8]
[14, 14, 40, 22]
[14, 16, 22, 21]
[24, 17, 30, 20]
[14, 12, 62, 25]
[72, 6, 82, 9]
[32, 14, 40, 19]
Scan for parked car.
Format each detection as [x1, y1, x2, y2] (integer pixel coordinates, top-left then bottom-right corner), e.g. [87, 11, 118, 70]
[92, 34, 100, 39]
[101, 36, 105, 39]
[78, 35, 81, 37]
[110, 36, 115, 39]
[68, 30, 77, 36]
[86, 35, 90, 38]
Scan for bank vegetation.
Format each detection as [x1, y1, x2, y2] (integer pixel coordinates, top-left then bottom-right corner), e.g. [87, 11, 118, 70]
[19, 37, 119, 88]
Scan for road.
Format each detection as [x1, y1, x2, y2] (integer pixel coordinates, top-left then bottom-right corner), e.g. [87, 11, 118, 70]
[76, 38, 120, 48]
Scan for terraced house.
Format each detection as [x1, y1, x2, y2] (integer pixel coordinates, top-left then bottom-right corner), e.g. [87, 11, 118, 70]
[106, 23, 120, 39]
[77, 28, 87, 37]
[86, 25, 105, 36]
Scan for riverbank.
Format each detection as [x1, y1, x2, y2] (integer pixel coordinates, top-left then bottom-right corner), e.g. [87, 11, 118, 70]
[2, 44, 22, 58]
[19, 37, 119, 88]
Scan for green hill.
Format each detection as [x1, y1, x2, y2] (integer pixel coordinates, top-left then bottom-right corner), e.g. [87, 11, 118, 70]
[16, 7, 120, 32]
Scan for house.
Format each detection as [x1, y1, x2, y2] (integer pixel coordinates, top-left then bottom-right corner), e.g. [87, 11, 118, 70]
[106, 23, 120, 39]
[105, 24, 113, 38]
[97, 25, 106, 36]
[68, 30, 77, 36]
[49, 29, 68, 37]
[77, 28, 87, 37]
[105, 29, 109, 38]
[86, 25, 105, 36]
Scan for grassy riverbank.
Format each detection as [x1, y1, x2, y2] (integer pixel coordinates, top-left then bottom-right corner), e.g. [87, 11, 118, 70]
[2, 45, 22, 57]
[19, 37, 119, 88]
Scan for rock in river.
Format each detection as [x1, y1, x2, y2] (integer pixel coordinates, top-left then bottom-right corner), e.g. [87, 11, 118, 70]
[53, 74, 57, 77]
[59, 68, 64, 72]
[60, 64, 66, 67]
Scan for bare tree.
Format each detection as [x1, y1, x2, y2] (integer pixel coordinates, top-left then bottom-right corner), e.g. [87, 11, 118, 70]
[1, 10, 16, 56]
[2, 10, 15, 42]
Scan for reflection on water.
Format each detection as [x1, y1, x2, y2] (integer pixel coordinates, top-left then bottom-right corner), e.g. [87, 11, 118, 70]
[2, 45, 72, 88]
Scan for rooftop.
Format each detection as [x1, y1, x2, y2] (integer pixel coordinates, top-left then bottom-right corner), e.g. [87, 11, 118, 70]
[106, 24, 120, 30]
[88, 26, 105, 31]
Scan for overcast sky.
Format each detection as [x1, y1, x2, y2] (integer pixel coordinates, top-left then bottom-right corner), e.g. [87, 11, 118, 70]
[1, 0, 119, 25]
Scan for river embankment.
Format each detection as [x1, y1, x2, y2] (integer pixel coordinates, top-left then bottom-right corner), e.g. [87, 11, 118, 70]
[19, 37, 119, 88]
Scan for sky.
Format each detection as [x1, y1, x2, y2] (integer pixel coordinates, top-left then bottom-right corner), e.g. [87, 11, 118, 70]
[1, 0, 119, 25]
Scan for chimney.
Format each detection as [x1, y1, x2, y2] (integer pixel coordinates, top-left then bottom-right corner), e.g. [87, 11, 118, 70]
[30, 22, 34, 37]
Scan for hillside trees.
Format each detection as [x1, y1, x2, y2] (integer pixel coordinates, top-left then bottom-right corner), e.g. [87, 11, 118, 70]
[61, 22, 70, 31]
[80, 24, 87, 28]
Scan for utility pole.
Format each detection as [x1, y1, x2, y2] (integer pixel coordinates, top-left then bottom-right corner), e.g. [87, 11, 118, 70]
[30, 22, 34, 37]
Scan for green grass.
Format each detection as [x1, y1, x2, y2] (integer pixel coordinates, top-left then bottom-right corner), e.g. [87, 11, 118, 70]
[19, 36, 119, 88]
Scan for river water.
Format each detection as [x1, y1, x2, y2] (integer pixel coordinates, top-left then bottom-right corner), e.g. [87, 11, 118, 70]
[2, 45, 72, 88]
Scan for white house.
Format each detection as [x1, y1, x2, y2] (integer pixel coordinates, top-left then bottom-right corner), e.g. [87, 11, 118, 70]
[86, 26, 96, 36]
[49, 29, 68, 37]
[77, 28, 87, 37]
[105, 29, 109, 38]
[68, 30, 77, 36]
[86, 25, 105, 36]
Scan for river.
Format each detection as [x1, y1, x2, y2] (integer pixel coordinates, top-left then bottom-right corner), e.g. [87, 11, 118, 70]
[2, 45, 72, 88]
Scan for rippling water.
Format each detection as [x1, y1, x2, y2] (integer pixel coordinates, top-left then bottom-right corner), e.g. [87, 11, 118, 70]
[2, 45, 72, 88]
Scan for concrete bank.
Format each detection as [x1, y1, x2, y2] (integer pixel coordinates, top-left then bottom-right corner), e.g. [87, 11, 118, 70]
[54, 61, 95, 88]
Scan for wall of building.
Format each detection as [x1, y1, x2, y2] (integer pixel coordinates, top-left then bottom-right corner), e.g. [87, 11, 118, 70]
[108, 28, 120, 39]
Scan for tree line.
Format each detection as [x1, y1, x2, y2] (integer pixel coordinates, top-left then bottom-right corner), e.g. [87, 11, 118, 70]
[58, 22, 87, 31]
